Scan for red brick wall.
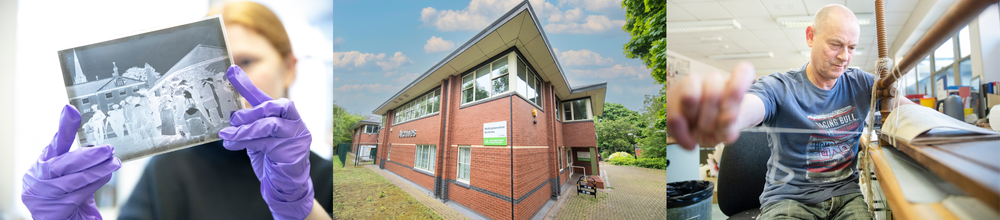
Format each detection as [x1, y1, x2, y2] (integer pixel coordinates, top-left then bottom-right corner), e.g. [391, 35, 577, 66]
[383, 110, 442, 191]
[562, 121, 596, 147]
[350, 127, 379, 153]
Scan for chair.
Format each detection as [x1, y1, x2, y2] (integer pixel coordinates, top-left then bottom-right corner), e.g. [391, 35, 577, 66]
[717, 131, 771, 220]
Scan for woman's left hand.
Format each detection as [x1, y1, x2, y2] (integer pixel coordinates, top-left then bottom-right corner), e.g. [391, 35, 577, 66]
[219, 65, 314, 220]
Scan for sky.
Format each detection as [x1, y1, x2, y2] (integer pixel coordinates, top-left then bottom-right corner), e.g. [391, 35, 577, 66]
[333, 0, 660, 116]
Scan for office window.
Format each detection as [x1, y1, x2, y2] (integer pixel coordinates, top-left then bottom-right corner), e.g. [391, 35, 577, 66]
[562, 98, 592, 121]
[393, 88, 441, 124]
[566, 148, 572, 167]
[558, 147, 563, 170]
[515, 57, 543, 106]
[364, 125, 379, 134]
[457, 146, 471, 183]
[415, 144, 436, 172]
[555, 98, 561, 121]
[119, 89, 126, 96]
[959, 25, 971, 58]
[934, 38, 954, 72]
[463, 56, 511, 104]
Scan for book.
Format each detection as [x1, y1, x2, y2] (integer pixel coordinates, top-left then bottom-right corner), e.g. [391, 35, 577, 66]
[57, 16, 245, 162]
[882, 104, 1000, 145]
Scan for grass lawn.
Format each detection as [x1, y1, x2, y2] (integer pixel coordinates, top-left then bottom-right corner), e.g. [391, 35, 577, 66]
[332, 156, 443, 219]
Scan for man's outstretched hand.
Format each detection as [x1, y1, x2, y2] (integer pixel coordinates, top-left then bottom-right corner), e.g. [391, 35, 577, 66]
[666, 62, 757, 150]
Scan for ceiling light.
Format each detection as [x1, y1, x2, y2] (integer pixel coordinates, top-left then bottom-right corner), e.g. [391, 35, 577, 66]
[775, 13, 874, 28]
[700, 36, 723, 42]
[709, 52, 774, 60]
[667, 19, 742, 33]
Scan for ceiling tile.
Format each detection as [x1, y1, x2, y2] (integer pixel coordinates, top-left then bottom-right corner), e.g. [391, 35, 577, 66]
[736, 39, 770, 51]
[737, 16, 783, 30]
[844, 0, 874, 13]
[804, 0, 846, 15]
[667, 33, 700, 44]
[752, 29, 788, 40]
[719, 0, 770, 17]
[885, 0, 919, 13]
[517, 16, 541, 44]
[762, 39, 795, 49]
[783, 28, 808, 43]
[676, 2, 733, 20]
[667, 2, 697, 21]
[760, 0, 809, 17]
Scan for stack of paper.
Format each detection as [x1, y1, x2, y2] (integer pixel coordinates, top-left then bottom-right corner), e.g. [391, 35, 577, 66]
[883, 104, 1000, 145]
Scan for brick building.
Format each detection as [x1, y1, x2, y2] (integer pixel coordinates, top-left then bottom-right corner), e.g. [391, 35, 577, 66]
[350, 115, 381, 160]
[370, 2, 606, 219]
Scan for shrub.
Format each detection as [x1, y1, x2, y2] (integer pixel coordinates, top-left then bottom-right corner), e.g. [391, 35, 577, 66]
[608, 156, 635, 166]
[608, 152, 631, 160]
[633, 158, 667, 170]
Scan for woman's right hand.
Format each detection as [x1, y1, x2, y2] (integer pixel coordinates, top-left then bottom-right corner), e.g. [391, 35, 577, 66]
[22, 105, 121, 220]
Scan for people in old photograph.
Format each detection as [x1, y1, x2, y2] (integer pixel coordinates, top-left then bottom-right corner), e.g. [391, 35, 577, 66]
[60, 18, 242, 161]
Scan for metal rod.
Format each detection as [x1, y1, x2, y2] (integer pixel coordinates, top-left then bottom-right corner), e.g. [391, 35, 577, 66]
[876, 0, 999, 90]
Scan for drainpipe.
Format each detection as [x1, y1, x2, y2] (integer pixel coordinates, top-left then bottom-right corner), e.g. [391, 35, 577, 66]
[509, 94, 515, 219]
[435, 78, 450, 200]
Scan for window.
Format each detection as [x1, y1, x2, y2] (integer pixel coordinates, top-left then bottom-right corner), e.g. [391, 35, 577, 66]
[562, 98, 592, 121]
[457, 146, 471, 183]
[959, 25, 971, 59]
[105, 92, 113, 99]
[463, 56, 511, 104]
[566, 148, 572, 167]
[393, 88, 441, 124]
[81, 98, 90, 104]
[415, 144, 436, 172]
[364, 125, 379, 134]
[119, 89, 127, 96]
[515, 57, 542, 106]
[555, 97, 561, 121]
[558, 147, 563, 170]
[934, 38, 954, 72]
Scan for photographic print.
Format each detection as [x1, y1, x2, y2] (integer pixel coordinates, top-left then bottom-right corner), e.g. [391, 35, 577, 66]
[58, 16, 244, 162]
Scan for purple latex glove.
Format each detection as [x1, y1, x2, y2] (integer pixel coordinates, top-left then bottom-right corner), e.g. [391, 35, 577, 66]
[22, 105, 121, 220]
[219, 65, 313, 220]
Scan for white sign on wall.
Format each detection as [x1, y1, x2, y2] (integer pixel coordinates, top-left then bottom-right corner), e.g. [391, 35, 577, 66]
[483, 121, 507, 145]
[577, 151, 592, 162]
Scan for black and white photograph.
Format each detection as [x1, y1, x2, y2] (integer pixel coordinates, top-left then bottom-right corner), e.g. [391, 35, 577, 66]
[57, 16, 244, 162]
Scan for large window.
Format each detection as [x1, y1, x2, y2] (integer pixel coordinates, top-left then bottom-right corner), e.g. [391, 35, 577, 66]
[415, 145, 436, 172]
[515, 57, 542, 106]
[363, 125, 379, 134]
[460, 52, 544, 107]
[463, 56, 509, 103]
[555, 97, 561, 121]
[457, 146, 471, 183]
[394, 88, 441, 124]
[562, 98, 592, 121]
[566, 147, 572, 167]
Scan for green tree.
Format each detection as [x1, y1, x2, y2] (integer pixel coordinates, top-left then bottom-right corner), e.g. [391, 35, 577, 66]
[595, 118, 638, 155]
[622, 0, 666, 84]
[636, 85, 667, 158]
[597, 102, 642, 124]
[332, 102, 365, 144]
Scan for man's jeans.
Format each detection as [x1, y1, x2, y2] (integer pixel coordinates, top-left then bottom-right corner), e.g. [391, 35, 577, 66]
[759, 193, 872, 219]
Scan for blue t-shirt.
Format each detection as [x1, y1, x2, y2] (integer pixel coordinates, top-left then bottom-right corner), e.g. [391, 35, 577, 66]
[747, 63, 874, 207]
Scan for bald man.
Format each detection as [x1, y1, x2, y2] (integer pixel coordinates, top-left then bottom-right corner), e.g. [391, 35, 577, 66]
[667, 4, 916, 219]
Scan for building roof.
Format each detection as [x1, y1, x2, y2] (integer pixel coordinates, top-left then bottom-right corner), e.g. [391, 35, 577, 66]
[372, 0, 607, 116]
[350, 115, 382, 130]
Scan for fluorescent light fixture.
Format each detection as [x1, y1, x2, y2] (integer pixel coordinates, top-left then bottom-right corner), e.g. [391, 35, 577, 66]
[709, 52, 774, 60]
[775, 13, 873, 28]
[667, 19, 742, 33]
[700, 36, 722, 42]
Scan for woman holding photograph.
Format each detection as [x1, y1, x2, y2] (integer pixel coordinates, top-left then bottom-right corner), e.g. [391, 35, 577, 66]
[19, 1, 333, 219]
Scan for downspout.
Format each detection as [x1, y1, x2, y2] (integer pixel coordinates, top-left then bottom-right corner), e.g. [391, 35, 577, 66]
[436, 78, 450, 200]
[509, 95, 515, 219]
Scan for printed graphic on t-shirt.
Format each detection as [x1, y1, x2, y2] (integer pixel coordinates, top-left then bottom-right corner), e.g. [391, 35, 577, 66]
[805, 105, 860, 183]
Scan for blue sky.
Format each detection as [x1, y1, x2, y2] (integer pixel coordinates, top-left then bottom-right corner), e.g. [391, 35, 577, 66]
[333, 0, 660, 116]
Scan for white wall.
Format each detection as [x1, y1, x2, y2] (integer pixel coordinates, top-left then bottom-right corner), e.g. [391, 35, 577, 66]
[970, 4, 1000, 83]
[0, 0, 17, 218]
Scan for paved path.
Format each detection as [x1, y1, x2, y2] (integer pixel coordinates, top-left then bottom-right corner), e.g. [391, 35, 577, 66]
[364, 164, 472, 220]
[551, 163, 667, 219]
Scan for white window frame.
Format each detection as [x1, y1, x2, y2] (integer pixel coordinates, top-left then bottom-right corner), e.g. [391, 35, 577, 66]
[562, 98, 593, 121]
[363, 125, 379, 134]
[514, 56, 543, 107]
[415, 144, 436, 173]
[566, 147, 572, 167]
[558, 146, 564, 171]
[393, 88, 441, 125]
[457, 146, 471, 183]
[462, 54, 514, 104]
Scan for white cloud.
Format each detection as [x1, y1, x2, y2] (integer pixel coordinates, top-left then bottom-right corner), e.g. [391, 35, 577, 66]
[570, 64, 650, 80]
[557, 0, 620, 12]
[544, 14, 625, 34]
[548, 7, 583, 23]
[424, 36, 456, 53]
[333, 51, 386, 68]
[334, 83, 395, 92]
[376, 52, 413, 71]
[558, 49, 614, 66]
[393, 73, 420, 83]
[333, 37, 345, 49]
[420, 0, 560, 31]
[333, 51, 412, 71]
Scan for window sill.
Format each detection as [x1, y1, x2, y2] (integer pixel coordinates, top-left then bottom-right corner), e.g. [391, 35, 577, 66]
[413, 167, 435, 177]
[562, 119, 594, 124]
[392, 112, 439, 126]
[453, 180, 471, 189]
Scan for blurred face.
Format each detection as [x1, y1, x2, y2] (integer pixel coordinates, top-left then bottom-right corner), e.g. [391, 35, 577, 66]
[226, 24, 296, 108]
[806, 15, 859, 80]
